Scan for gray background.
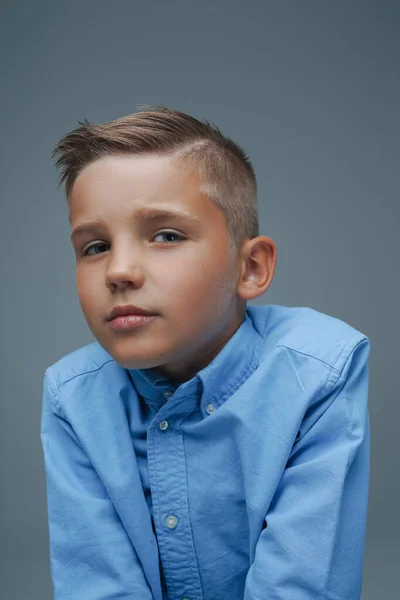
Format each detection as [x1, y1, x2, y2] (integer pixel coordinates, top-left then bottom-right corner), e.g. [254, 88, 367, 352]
[1, 1, 398, 598]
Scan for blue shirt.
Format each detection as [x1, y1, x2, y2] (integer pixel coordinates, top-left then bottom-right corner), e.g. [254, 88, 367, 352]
[40, 304, 370, 600]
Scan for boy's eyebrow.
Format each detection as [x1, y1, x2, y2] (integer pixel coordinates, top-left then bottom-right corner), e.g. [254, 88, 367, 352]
[70, 207, 201, 242]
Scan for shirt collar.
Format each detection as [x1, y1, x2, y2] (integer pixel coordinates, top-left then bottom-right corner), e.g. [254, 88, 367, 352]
[128, 307, 264, 417]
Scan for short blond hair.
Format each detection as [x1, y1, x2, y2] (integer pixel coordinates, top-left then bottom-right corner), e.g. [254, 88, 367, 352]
[52, 105, 259, 255]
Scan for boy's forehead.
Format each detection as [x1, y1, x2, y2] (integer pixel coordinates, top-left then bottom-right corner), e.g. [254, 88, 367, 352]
[69, 153, 224, 231]
[73, 153, 196, 193]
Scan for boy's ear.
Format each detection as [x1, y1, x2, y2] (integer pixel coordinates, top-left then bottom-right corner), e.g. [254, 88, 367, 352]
[237, 235, 277, 300]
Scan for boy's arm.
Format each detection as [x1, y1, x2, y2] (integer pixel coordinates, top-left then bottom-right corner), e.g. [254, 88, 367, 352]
[40, 368, 153, 600]
[243, 336, 370, 600]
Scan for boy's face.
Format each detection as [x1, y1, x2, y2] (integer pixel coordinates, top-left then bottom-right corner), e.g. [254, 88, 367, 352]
[70, 153, 247, 383]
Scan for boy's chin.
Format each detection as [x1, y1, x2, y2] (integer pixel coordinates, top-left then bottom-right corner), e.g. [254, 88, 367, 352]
[99, 340, 168, 371]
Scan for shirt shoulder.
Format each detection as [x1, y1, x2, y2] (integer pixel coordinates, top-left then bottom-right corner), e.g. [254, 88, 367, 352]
[44, 340, 114, 390]
[248, 304, 370, 373]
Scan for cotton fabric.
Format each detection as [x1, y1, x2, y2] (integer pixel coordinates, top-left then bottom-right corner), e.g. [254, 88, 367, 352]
[40, 304, 370, 600]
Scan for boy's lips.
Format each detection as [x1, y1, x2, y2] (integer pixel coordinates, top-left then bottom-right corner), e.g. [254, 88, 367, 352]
[106, 304, 158, 321]
[108, 314, 158, 331]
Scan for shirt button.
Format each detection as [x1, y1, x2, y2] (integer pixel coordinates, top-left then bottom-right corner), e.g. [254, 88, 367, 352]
[182, 597, 190, 600]
[206, 403, 216, 414]
[159, 420, 169, 431]
[164, 390, 174, 399]
[165, 515, 179, 529]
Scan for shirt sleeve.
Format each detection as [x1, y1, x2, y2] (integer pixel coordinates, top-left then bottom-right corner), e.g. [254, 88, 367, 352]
[243, 336, 371, 600]
[40, 368, 153, 600]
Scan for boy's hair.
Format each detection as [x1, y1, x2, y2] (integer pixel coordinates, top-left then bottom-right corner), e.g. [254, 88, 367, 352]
[52, 105, 259, 255]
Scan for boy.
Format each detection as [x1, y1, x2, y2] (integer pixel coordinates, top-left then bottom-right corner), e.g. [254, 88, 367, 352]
[41, 106, 370, 600]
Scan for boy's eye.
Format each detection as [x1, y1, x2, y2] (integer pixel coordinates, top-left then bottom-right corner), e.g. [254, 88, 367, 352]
[81, 230, 185, 257]
[82, 242, 109, 256]
[153, 231, 184, 244]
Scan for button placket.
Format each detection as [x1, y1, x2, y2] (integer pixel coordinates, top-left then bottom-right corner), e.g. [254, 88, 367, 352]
[149, 386, 203, 598]
[158, 390, 174, 432]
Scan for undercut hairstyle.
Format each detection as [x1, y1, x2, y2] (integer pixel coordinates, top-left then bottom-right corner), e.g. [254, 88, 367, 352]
[51, 105, 259, 256]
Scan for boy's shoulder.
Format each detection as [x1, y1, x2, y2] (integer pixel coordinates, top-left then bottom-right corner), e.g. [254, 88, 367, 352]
[46, 304, 369, 388]
[248, 304, 369, 371]
[44, 339, 114, 390]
